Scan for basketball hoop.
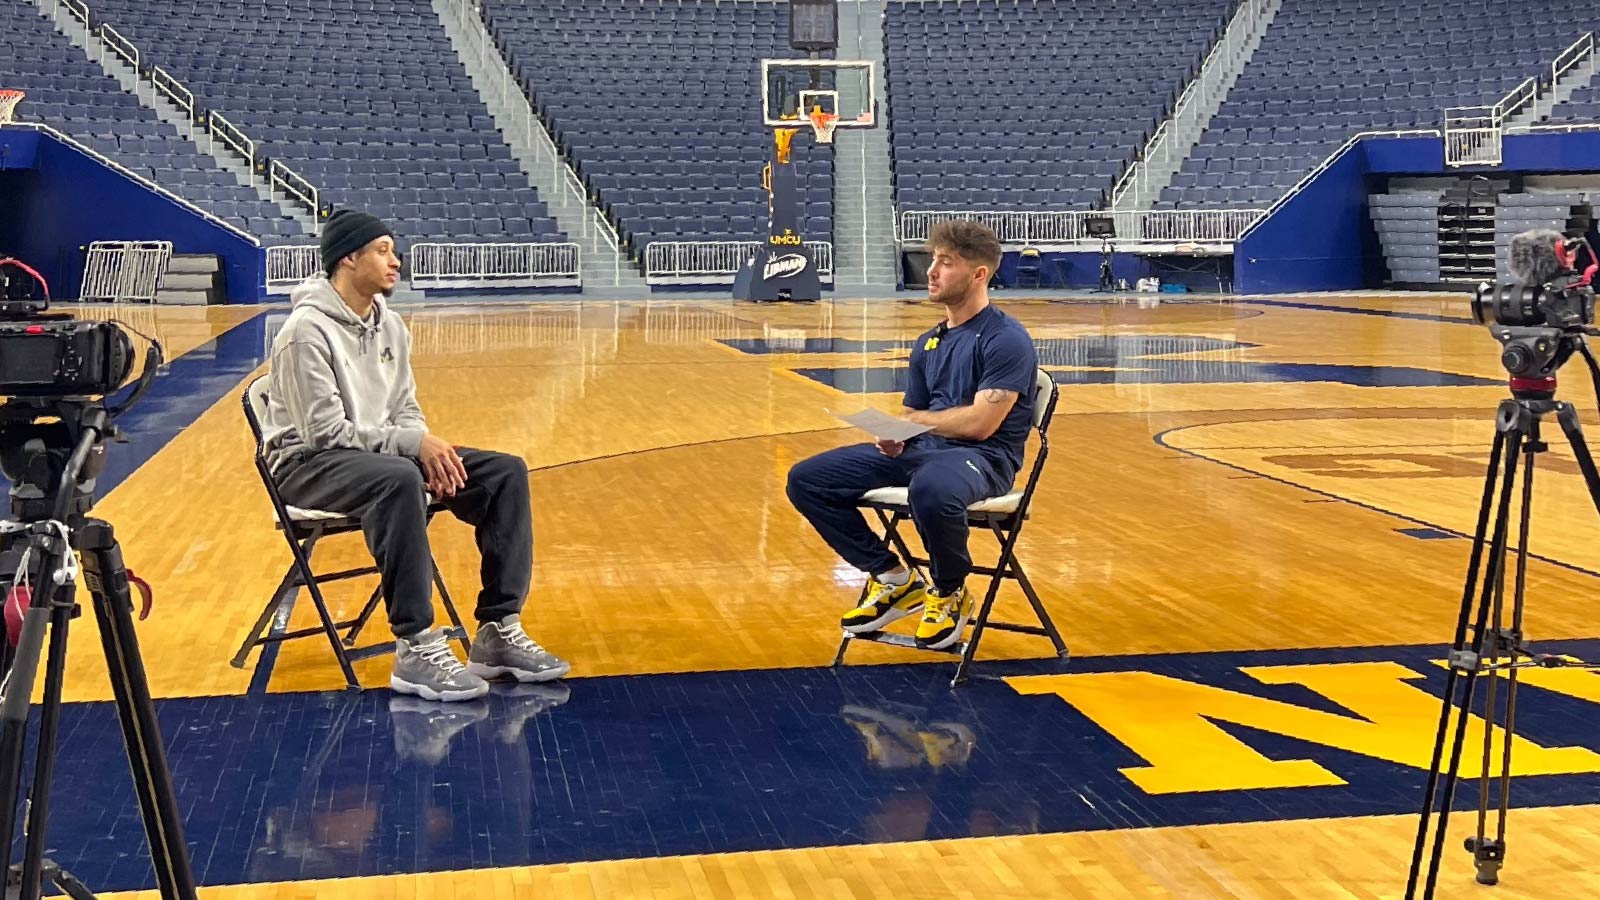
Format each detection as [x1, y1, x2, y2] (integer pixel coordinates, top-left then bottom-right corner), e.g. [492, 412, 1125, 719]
[808, 105, 838, 144]
[0, 90, 24, 126]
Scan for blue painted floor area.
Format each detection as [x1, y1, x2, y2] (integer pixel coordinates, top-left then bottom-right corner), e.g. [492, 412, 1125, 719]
[720, 335, 1499, 390]
[38, 640, 1600, 890]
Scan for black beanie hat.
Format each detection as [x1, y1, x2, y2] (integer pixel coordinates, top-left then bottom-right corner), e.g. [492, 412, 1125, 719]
[321, 209, 394, 275]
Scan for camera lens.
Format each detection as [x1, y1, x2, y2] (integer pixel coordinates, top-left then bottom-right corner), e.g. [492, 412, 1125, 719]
[1475, 284, 1546, 327]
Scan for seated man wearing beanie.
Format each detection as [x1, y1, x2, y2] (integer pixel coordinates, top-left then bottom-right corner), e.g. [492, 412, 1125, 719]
[259, 210, 569, 701]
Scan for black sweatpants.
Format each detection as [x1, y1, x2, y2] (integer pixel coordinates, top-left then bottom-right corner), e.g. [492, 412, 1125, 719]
[785, 436, 1013, 594]
[274, 447, 533, 638]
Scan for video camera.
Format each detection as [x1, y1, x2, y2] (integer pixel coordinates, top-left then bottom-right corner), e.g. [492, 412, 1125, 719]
[0, 302, 136, 398]
[0, 289, 158, 525]
[1471, 229, 1598, 382]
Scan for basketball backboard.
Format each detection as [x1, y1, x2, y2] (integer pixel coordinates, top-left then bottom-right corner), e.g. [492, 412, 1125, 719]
[761, 59, 876, 143]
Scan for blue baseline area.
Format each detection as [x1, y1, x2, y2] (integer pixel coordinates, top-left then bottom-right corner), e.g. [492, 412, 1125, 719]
[720, 334, 1498, 390]
[38, 639, 1600, 890]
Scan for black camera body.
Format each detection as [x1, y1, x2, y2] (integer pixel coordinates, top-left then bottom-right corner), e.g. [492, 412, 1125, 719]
[0, 304, 134, 398]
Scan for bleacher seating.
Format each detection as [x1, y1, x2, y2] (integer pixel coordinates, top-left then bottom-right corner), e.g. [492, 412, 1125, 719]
[1163, 0, 1588, 209]
[1, 0, 310, 244]
[884, 0, 1233, 213]
[481, 0, 832, 254]
[1547, 76, 1600, 125]
[88, 0, 565, 246]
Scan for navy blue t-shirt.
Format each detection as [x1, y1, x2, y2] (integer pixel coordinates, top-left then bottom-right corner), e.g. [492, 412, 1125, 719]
[903, 305, 1038, 476]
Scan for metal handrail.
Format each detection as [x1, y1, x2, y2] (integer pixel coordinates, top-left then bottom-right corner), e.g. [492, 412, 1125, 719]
[269, 159, 320, 222]
[98, 24, 138, 70]
[151, 66, 193, 119]
[207, 112, 255, 170]
[1110, 0, 1269, 209]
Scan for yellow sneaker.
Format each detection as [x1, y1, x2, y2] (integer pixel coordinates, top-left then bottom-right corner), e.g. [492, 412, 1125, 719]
[915, 585, 971, 650]
[841, 575, 927, 634]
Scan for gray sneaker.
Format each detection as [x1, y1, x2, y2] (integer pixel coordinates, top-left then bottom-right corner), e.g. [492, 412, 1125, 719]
[391, 628, 490, 702]
[467, 616, 572, 683]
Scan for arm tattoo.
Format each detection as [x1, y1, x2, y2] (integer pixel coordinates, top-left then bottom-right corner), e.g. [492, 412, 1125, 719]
[982, 389, 1015, 404]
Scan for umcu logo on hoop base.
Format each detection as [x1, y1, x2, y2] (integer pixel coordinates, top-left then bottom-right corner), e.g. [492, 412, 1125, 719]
[768, 229, 803, 247]
[764, 253, 809, 280]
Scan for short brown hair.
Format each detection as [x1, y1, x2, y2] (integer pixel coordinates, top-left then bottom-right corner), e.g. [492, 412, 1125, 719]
[927, 219, 1002, 276]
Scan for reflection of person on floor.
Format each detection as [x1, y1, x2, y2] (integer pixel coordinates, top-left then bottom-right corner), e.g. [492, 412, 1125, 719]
[842, 700, 1038, 842]
[260, 211, 570, 701]
[787, 219, 1037, 647]
[247, 686, 572, 883]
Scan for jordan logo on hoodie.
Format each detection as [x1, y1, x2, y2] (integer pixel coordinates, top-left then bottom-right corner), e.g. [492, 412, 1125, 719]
[381, 346, 394, 363]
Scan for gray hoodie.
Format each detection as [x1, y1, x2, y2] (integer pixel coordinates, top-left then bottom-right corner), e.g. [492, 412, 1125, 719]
[261, 274, 426, 475]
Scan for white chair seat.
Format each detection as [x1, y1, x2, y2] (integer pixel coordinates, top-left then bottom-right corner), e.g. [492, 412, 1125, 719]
[860, 487, 1023, 515]
[280, 505, 351, 523]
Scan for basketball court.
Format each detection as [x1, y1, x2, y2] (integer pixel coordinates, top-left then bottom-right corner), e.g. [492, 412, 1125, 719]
[3, 290, 1586, 898]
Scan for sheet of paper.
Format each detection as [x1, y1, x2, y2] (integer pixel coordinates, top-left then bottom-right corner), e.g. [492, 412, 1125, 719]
[831, 407, 933, 443]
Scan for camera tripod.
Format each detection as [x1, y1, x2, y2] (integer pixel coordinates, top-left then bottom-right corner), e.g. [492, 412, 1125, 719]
[1096, 240, 1115, 292]
[1406, 346, 1600, 899]
[0, 400, 196, 900]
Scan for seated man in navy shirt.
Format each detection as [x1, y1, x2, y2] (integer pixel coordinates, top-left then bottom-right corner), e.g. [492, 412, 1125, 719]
[787, 220, 1038, 650]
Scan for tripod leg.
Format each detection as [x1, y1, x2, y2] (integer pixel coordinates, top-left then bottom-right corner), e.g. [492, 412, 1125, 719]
[1474, 419, 1544, 886]
[79, 524, 198, 900]
[17, 591, 77, 900]
[1409, 424, 1508, 897]
[1554, 401, 1600, 518]
[1413, 415, 1525, 899]
[0, 529, 73, 885]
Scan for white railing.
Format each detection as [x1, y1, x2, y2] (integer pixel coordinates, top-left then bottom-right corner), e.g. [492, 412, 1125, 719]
[1496, 77, 1539, 126]
[1239, 129, 1439, 241]
[644, 241, 834, 285]
[408, 242, 581, 289]
[98, 24, 138, 70]
[270, 160, 320, 223]
[1110, 0, 1270, 209]
[444, 0, 624, 285]
[4, 123, 260, 245]
[265, 245, 320, 294]
[80, 241, 172, 303]
[150, 67, 193, 121]
[1444, 106, 1502, 166]
[61, 0, 89, 26]
[1553, 33, 1595, 86]
[898, 210, 1264, 248]
[1508, 121, 1600, 135]
[207, 112, 255, 170]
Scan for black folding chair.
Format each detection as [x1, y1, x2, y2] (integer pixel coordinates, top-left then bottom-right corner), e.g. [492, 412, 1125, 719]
[832, 368, 1068, 687]
[234, 375, 469, 690]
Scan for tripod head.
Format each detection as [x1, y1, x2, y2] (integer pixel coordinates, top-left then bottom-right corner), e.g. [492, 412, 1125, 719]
[0, 399, 115, 526]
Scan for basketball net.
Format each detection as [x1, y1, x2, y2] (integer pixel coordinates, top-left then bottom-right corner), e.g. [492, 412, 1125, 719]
[808, 105, 838, 144]
[0, 91, 24, 126]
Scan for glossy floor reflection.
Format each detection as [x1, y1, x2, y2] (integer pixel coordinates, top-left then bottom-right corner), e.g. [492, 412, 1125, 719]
[46, 639, 1600, 892]
[31, 294, 1600, 897]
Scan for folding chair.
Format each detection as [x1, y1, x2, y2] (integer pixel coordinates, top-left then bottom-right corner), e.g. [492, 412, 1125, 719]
[832, 368, 1068, 687]
[234, 375, 469, 690]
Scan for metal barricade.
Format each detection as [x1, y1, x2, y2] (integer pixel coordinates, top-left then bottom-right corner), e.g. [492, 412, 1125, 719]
[408, 242, 581, 289]
[265, 245, 321, 295]
[644, 241, 834, 284]
[80, 241, 172, 302]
